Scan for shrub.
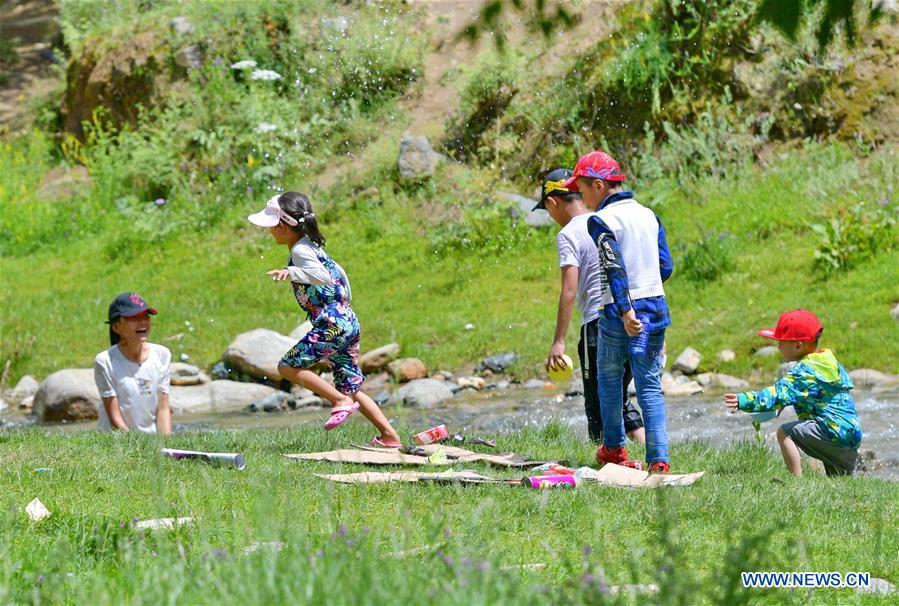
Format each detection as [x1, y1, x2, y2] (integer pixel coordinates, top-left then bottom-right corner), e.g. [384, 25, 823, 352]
[677, 228, 736, 284]
[812, 198, 897, 275]
[428, 200, 536, 258]
[444, 49, 527, 160]
[4, 1, 424, 257]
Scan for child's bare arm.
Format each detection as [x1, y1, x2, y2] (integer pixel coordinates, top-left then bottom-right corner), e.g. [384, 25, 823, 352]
[547, 266, 578, 370]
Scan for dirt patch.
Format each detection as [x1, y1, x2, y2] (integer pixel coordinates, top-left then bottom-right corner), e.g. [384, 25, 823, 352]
[0, 0, 62, 135]
[314, 0, 626, 192]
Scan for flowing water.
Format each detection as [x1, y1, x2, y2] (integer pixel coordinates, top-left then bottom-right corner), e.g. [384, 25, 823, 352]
[6, 387, 896, 479]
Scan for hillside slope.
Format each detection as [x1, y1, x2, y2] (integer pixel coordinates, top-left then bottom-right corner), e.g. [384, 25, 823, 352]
[1, 0, 898, 384]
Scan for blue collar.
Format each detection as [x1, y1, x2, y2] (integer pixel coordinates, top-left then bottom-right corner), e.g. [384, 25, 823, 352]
[599, 191, 634, 211]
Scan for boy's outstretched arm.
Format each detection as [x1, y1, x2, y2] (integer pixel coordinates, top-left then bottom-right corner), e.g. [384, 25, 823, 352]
[548, 265, 579, 370]
[731, 365, 819, 413]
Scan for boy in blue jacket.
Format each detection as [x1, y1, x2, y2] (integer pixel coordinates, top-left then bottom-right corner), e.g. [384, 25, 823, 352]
[725, 310, 862, 476]
[563, 151, 674, 473]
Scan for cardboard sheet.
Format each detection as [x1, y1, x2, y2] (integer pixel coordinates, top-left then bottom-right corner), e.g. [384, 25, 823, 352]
[314, 470, 504, 484]
[287, 446, 542, 468]
[591, 463, 705, 488]
[411, 444, 540, 468]
[285, 449, 436, 466]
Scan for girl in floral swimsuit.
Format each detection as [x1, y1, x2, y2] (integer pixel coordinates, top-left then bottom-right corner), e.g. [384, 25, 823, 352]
[248, 192, 402, 447]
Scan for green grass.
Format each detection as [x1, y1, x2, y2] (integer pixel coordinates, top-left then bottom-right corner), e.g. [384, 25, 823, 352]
[1, 423, 897, 604]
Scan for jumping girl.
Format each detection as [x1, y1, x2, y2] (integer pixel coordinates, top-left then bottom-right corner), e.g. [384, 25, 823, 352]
[248, 192, 402, 447]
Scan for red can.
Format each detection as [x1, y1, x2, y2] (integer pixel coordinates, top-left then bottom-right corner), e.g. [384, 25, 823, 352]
[413, 424, 450, 445]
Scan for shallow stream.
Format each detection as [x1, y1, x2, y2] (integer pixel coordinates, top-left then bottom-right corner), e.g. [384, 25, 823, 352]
[6, 387, 895, 478]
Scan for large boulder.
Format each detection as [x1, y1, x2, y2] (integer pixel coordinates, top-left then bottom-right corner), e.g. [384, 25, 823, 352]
[289, 321, 313, 340]
[393, 379, 454, 408]
[33, 369, 100, 422]
[500, 191, 554, 228]
[388, 358, 427, 382]
[222, 329, 296, 381]
[849, 369, 899, 388]
[169, 380, 278, 414]
[397, 134, 440, 182]
[360, 343, 401, 373]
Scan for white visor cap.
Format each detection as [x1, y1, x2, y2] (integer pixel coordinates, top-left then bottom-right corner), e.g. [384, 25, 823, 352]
[248, 195, 297, 227]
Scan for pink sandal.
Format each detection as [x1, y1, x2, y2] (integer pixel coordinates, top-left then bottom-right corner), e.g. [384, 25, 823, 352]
[369, 436, 403, 449]
[324, 403, 360, 430]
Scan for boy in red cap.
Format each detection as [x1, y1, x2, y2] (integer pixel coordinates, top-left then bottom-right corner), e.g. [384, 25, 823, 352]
[563, 151, 674, 472]
[537, 168, 645, 445]
[725, 310, 862, 477]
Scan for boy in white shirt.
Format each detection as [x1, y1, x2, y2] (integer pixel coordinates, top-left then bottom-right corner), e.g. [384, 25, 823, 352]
[539, 168, 645, 445]
[94, 292, 172, 434]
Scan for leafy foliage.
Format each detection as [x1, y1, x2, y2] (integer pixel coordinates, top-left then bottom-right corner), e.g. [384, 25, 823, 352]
[812, 197, 898, 275]
[676, 228, 736, 284]
[457, 0, 578, 49]
[757, 0, 880, 50]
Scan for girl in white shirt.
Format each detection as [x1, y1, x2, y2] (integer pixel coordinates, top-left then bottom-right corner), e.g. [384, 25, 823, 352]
[94, 292, 172, 434]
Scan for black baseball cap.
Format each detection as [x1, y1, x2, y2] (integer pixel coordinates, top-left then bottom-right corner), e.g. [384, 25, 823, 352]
[107, 292, 157, 345]
[533, 168, 575, 210]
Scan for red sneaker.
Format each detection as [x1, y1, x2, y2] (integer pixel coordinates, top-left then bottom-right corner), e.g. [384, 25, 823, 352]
[648, 461, 670, 474]
[596, 445, 643, 470]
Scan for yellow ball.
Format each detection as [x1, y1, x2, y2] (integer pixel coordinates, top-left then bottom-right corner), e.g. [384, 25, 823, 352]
[548, 354, 573, 382]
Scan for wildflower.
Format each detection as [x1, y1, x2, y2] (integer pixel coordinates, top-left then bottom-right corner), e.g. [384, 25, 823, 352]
[214, 58, 224, 66]
[154, 198, 166, 206]
[251, 69, 283, 81]
[231, 60, 257, 70]
[254, 122, 277, 134]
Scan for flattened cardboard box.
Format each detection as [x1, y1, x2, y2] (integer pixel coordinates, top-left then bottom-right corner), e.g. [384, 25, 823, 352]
[285, 446, 541, 468]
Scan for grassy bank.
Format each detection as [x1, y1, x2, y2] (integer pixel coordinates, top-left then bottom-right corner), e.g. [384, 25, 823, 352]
[2, 0, 898, 384]
[2, 141, 897, 383]
[1, 423, 897, 604]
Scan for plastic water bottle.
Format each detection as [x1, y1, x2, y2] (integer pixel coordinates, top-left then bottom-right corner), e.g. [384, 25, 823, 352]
[628, 313, 652, 356]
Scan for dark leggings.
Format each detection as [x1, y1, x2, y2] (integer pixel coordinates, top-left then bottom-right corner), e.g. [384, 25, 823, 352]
[577, 318, 644, 443]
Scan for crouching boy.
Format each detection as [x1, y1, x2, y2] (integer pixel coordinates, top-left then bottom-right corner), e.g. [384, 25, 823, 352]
[725, 310, 862, 477]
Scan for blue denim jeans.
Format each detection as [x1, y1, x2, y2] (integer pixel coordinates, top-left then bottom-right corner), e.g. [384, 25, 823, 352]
[597, 315, 669, 464]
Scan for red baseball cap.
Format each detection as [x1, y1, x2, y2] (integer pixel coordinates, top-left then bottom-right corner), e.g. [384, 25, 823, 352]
[757, 310, 824, 341]
[561, 150, 626, 192]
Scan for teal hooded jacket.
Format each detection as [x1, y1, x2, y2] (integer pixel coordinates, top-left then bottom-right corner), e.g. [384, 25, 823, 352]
[737, 349, 862, 449]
